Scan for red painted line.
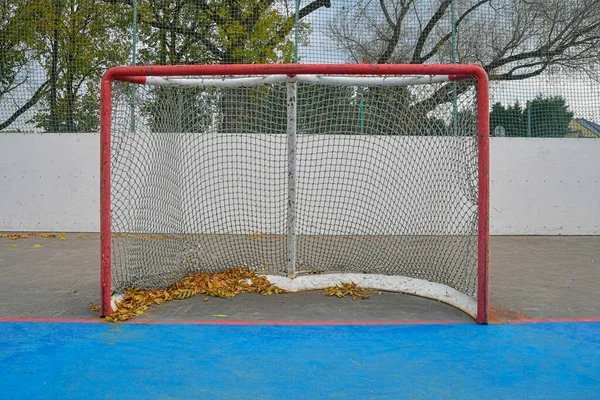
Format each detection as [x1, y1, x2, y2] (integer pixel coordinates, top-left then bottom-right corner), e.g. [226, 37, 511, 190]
[503, 317, 600, 324]
[122, 319, 471, 326]
[0, 317, 105, 323]
[0, 317, 468, 325]
[1, 317, 598, 325]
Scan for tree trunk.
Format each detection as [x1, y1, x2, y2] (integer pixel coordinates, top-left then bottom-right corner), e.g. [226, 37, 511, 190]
[65, 0, 76, 132]
[49, 0, 62, 132]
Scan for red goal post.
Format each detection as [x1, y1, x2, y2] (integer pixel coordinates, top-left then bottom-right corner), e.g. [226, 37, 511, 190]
[100, 64, 490, 324]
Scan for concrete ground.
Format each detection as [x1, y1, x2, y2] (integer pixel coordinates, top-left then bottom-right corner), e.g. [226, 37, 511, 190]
[0, 234, 598, 322]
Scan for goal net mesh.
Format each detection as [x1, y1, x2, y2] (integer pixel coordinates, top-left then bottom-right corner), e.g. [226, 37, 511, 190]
[109, 76, 479, 299]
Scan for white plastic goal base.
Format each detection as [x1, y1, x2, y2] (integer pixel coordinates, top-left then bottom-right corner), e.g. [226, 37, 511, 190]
[109, 273, 477, 319]
[265, 274, 477, 319]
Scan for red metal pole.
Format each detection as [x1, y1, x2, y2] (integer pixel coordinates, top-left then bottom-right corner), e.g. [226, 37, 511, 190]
[104, 63, 483, 81]
[99, 77, 112, 317]
[474, 67, 490, 325]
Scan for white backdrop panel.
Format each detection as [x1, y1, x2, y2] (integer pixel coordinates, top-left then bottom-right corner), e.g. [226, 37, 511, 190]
[490, 138, 600, 234]
[110, 132, 476, 235]
[0, 133, 99, 232]
[0, 134, 598, 234]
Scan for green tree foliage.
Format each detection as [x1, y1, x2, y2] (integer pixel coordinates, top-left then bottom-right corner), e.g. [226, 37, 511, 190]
[0, 0, 331, 133]
[0, 0, 48, 131]
[0, 2, 26, 99]
[427, 117, 448, 136]
[235, 83, 455, 136]
[129, 0, 323, 65]
[298, 85, 359, 134]
[121, 0, 329, 135]
[490, 102, 526, 137]
[529, 97, 575, 138]
[208, 84, 359, 135]
[24, 0, 130, 132]
[490, 96, 574, 137]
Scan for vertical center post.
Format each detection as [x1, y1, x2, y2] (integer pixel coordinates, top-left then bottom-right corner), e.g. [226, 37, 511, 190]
[286, 79, 298, 278]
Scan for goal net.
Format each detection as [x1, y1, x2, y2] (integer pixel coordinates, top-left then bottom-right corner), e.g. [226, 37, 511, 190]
[100, 64, 489, 323]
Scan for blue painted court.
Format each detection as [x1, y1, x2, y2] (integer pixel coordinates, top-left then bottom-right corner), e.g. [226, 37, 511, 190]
[1, 320, 599, 399]
[1, 235, 600, 398]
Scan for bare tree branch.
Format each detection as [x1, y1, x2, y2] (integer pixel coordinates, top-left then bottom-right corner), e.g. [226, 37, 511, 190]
[415, 0, 490, 64]
[0, 81, 49, 132]
[379, 0, 395, 28]
[377, 1, 412, 63]
[410, 0, 451, 64]
[261, 0, 332, 61]
[182, 0, 228, 26]
[148, 20, 225, 60]
[329, 0, 600, 115]
[297, 0, 331, 20]
[100, 0, 133, 5]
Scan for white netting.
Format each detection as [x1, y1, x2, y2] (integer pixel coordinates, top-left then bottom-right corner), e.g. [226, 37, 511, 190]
[109, 74, 479, 300]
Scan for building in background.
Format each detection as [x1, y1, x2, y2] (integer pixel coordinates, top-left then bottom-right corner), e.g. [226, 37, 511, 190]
[568, 119, 600, 138]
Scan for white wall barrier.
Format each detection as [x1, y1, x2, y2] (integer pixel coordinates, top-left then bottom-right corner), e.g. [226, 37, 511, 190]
[0, 133, 598, 235]
[1, 133, 99, 232]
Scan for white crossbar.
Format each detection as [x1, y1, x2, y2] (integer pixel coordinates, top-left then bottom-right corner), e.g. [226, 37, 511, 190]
[143, 74, 451, 87]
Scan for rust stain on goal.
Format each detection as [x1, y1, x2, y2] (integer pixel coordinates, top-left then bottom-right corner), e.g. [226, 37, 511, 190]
[488, 303, 528, 324]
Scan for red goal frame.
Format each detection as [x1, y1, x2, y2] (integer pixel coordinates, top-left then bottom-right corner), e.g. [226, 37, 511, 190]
[99, 63, 490, 324]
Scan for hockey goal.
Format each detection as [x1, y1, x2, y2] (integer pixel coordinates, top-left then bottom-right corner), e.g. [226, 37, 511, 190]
[100, 64, 489, 323]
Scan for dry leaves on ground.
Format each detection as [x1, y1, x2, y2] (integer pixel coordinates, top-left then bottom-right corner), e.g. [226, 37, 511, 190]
[0, 233, 66, 241]
[104, 267, 285, 323]
[322, 282, 381, 300]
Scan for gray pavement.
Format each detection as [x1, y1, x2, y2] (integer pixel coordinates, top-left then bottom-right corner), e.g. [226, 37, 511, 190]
[0, 234, 598, 322]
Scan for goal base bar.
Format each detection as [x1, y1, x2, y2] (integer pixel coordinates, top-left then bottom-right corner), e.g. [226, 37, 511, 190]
[107, 273, 479, 323]
[266, 273, 478, 321]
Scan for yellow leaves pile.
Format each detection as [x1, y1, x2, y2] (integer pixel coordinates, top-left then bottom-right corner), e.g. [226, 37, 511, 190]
[323, 282, 381, 300]
[98, 269, 382, 323]
[104, 267, 286, 323]
[0, 232, 66, 241]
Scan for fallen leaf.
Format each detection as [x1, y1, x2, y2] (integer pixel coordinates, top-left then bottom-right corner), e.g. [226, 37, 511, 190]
[89, 302, 100, 312]
[323, 282, 379, 300]
[32, 244, 43, 248]
[0, 233, 29, 240]
[102, 267, 285, 323]
[1, 233, 66, 241]
[212, 314, 227, 318]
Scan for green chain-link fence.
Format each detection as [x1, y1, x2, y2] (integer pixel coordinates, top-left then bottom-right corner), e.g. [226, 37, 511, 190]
[1, 0, 599, 137]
